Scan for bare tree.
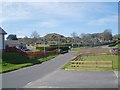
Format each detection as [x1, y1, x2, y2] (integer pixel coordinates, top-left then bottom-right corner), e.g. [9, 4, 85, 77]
[71, 32, 78, 38]
[30, 31, 40, 44]
[100, 29, 112, 41]
[71, 32, 79, 48]
[31, 31, 40, 39]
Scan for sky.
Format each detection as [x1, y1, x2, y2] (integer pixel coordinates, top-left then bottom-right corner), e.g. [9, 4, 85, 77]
[0, 1, 118, 38]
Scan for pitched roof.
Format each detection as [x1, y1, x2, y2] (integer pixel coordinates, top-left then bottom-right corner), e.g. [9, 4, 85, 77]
[0, 27, 7, 34]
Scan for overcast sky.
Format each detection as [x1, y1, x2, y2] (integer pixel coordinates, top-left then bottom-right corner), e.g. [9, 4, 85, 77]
[0, 1, 118, 38]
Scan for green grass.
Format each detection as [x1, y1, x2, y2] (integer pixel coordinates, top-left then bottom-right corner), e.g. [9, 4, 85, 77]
[62, 55, 118, 71]
[115, 44, 120, 48]
[1, 52, 59, 73]
[71, 47, 80, 50]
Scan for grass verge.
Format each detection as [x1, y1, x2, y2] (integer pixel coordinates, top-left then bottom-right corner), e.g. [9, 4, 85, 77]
[1, 52, 59, 73]
[62, 55, 118, 71]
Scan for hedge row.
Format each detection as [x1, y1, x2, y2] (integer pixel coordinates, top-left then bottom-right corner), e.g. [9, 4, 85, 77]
[36, 46, 70, 51]
[80, 42, 117, 47]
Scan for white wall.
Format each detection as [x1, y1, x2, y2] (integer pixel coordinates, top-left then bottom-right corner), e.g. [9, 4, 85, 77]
[0, 34, 3, 50]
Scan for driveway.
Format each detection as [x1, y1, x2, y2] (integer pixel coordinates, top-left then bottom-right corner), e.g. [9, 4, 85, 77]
[2, 51, 78, 88]
[24, 70, 118, 88]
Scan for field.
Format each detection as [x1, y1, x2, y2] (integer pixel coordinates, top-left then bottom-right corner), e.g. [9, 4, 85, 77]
[1, 52, 58, 73]
[78, 47, 111, 55]
[63, 47, 118, 71]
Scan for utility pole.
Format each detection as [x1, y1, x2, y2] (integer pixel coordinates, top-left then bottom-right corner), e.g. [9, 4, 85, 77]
[58, 35, 60, 52]
[43, 35, 46, 56]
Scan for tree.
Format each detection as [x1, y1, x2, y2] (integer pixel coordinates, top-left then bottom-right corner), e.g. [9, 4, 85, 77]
[7, 34, 18, 40]
[30, 31, 40, 39]
[71, 32, 78, 38]
[113, 34, 120, 40]
[18, 36, 33, 45]
[80, 33, 92, 42]
[100, 29, 112, 41]
[71, 32, 79, 48]
[113, 34, 120, 43]
[30, 31, 40, 44]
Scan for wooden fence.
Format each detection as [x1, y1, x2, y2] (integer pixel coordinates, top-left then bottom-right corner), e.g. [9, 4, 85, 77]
[70, 54, 113, 68]
[5, 47, 59, 59]
[70, 60, 113, 68]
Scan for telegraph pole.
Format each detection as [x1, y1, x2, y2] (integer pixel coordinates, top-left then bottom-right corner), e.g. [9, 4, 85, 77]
[43, 35, 46, 56]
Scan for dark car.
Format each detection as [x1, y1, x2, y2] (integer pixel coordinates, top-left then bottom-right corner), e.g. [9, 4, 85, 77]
[60, 50, 68, 54]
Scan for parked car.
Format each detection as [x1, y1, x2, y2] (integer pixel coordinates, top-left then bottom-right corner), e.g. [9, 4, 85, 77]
[21, 48, 30, 51]
[60, 50, 68, 54]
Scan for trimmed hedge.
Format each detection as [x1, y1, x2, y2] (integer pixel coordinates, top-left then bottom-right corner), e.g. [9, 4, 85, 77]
[108, 42, 119, 47]
[36, 46, 70, 51]
[36, 46, 57, 51]
[79, 42, 117, 47]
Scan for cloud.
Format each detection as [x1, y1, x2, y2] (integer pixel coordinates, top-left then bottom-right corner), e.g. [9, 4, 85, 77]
[88, 15, 118, 25]
[27, 2, 117, 22]
[1, 2, 30, 23]
[1, 2, 93, 22]
[1, 2, 117, 27]
[26, 2, 85, 19]
[36, 20, 60, 28]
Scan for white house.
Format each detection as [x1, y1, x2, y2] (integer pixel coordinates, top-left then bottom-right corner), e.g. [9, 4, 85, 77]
[0, 27, 7, 51]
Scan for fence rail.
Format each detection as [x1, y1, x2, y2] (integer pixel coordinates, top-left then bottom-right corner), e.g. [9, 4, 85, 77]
[71, 60, 112, 63]
[70, 53, 113, 68]
[70, 60, 113, 68]
[71, 64, 112, 67]
[5, 47, 59, 59]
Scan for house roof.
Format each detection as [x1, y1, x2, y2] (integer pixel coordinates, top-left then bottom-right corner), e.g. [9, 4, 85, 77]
[0, 27, 7, 34]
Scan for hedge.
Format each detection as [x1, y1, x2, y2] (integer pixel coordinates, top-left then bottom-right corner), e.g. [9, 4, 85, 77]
[36, 46, 70, 51]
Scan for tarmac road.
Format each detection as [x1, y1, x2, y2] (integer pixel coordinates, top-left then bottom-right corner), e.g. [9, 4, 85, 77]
[2, 51, 78, 88]
[25, 70, 118, 88]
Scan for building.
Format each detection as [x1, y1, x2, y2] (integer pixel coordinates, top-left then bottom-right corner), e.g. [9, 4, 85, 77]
[0, 27, 7, 51]
[5, 40, 24, 47]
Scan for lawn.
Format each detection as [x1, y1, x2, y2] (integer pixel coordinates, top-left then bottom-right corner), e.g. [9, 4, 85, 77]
[71, 48, 80, 50]
[62, 55, 118, 71]
[1, 52, 59, 73]
[115, 44, 120, 48]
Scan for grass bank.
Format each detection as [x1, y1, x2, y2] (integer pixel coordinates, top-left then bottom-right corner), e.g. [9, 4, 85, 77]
[1, 52, 59, 73]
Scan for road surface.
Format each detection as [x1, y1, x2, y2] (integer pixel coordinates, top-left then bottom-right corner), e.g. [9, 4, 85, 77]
[25, 70, 118, 88]
[2, 51, 78, 88]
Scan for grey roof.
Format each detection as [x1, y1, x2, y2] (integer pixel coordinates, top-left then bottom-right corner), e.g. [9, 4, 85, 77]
[0, 27, 7, 34]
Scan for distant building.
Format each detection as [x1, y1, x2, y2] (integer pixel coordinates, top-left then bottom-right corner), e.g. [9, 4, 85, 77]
[5, 40, 31, 51]
[0, 27, 7, 51]
[5, 40, 24, 47]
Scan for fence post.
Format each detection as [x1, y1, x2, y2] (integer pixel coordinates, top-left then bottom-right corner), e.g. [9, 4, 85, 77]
[112, 60, 113, 69]
[96, 60, 97, 68]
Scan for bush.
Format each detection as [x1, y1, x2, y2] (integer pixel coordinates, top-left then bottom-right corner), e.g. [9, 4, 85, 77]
[36, 46, 69, 51]
[59, 46, 69, 51]
[108, 43, 117, 47]
[36, 46, 57, 51]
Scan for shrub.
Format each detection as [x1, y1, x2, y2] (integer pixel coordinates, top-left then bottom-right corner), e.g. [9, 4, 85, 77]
[108, 43, 117, 47]
[36, 46, 69, 51]
[35, 50, 41, 52]
[36, 46, 57, 51]
[59, 46, 69, 51]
